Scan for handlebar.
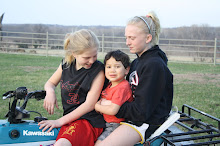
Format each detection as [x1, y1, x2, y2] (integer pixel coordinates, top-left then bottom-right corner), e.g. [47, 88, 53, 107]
[2, 87, 46, 124]
[2, 87, 46, 100]
[2, 87, 27, 100]
[26, 90, 46, 100]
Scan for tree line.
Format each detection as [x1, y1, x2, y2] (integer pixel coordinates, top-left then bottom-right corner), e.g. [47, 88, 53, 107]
[1, 23, 220, 40]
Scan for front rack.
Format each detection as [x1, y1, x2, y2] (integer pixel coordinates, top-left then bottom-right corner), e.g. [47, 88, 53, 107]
[147, 104, 220, 146]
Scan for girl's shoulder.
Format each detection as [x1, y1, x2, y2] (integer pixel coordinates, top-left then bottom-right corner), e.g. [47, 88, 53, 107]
[61, 59, 71, 70]
[94, 60, 104, 66]
[91, 60, 104, 70]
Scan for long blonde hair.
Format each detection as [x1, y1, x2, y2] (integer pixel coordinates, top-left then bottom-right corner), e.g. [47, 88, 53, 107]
[63, 29, 100, 65]
[127, 11, 161, 46]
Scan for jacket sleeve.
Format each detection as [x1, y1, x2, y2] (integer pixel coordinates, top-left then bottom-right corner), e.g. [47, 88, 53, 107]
[116, 60, 166, 123]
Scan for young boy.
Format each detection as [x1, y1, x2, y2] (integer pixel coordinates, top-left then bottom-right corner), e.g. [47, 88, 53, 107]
[95, 50, 133, 145]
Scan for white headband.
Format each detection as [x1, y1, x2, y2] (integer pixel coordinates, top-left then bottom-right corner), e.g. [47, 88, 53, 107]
[135, 16, 151, 34]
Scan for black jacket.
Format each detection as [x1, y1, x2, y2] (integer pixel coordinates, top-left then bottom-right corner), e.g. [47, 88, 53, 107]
[116, 45, 173, 126]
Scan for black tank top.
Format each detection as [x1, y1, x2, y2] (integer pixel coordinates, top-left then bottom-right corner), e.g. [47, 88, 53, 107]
[60, 60, 105, 128]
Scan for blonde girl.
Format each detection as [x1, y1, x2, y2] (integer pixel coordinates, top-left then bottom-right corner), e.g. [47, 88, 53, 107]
[38, 29, 106, 146]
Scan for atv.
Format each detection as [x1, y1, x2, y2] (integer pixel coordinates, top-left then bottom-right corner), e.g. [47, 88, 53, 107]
[0, 87, 59, 146]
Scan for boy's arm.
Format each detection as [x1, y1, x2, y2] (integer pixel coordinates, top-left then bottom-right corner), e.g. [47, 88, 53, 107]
[95, 101, 120, 116]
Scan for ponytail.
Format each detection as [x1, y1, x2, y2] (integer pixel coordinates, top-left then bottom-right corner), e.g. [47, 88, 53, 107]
[147, 11, 161, 45]
[64, 34, 75, 66]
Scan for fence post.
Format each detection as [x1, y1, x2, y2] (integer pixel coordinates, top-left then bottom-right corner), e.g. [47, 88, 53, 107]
[0, 31, 2, 51]
[214, 38, 217, 65]
[102, 34, 104, 53]
[168, 39, 170, 50]
[46, 32, 48, 57]
[32, 34, 34, 48]
[0, 30, 1, 43]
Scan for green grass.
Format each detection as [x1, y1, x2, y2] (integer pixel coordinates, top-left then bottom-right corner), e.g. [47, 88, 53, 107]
[0, 53, 219, 128]
[0, 53, 63, 120]
[168, 62, 220, 74]
[168, 62, 220, 117]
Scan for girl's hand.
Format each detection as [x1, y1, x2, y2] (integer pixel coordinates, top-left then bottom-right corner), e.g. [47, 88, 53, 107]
[43, 64, 62, 115]
[38, 120, 61, 132]
[43, 91, 59, 115]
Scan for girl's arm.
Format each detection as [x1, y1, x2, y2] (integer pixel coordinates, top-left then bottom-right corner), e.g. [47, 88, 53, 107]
[43, 64, 62, 115]
[39, 70, 105, 132]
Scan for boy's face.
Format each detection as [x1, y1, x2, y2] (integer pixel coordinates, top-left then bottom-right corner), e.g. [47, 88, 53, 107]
[105, 57, 129, 86]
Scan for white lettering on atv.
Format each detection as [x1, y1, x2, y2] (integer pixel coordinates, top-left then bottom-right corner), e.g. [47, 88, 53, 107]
[23, 130, 54, 136]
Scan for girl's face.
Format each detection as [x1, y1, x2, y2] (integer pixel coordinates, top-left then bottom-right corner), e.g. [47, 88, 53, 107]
[105, 57, 129, 87]
[125, 24, 150, 56]
[74, 47, 98, 70]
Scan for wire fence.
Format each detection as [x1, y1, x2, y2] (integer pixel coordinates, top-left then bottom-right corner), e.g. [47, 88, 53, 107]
[0, 31, 220, 65]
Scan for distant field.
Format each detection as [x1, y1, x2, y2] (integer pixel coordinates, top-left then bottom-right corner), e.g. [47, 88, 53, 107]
[0, 53, 219, 127]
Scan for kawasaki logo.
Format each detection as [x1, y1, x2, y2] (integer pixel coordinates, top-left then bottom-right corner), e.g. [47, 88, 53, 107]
[23, 130, 54, 136]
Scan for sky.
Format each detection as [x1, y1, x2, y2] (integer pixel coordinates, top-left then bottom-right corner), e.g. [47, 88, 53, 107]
[1, 0, 220, 28]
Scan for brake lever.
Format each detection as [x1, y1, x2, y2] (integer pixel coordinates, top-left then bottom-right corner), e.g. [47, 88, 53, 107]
[2, 91, 14, 96]
[3, 92, 15, 100]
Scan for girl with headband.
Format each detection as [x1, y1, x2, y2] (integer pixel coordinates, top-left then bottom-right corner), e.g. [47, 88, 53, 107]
[96, 11, 173, 146]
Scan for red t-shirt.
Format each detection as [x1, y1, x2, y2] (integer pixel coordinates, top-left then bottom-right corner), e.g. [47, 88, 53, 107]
[101, 79, 133, 123]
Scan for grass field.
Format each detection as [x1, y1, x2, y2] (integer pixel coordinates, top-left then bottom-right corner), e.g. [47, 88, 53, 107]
[0, 53, 219, 128]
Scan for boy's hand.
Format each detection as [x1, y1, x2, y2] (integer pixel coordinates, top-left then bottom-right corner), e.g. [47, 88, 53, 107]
[100, 98, 112, 105]
[95, 102, 102, 114]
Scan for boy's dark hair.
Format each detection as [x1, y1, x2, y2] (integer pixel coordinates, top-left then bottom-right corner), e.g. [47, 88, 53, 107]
[104, 50, 130, 69]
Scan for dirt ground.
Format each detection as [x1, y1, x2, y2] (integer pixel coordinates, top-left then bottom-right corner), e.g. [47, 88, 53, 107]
[174, 73, 220, 86]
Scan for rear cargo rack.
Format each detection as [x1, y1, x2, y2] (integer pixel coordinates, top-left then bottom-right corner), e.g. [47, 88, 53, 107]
[146, 104, 220, 146]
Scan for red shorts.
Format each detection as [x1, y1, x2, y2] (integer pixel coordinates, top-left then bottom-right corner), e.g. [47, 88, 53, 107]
[56, 119, 103, 146]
